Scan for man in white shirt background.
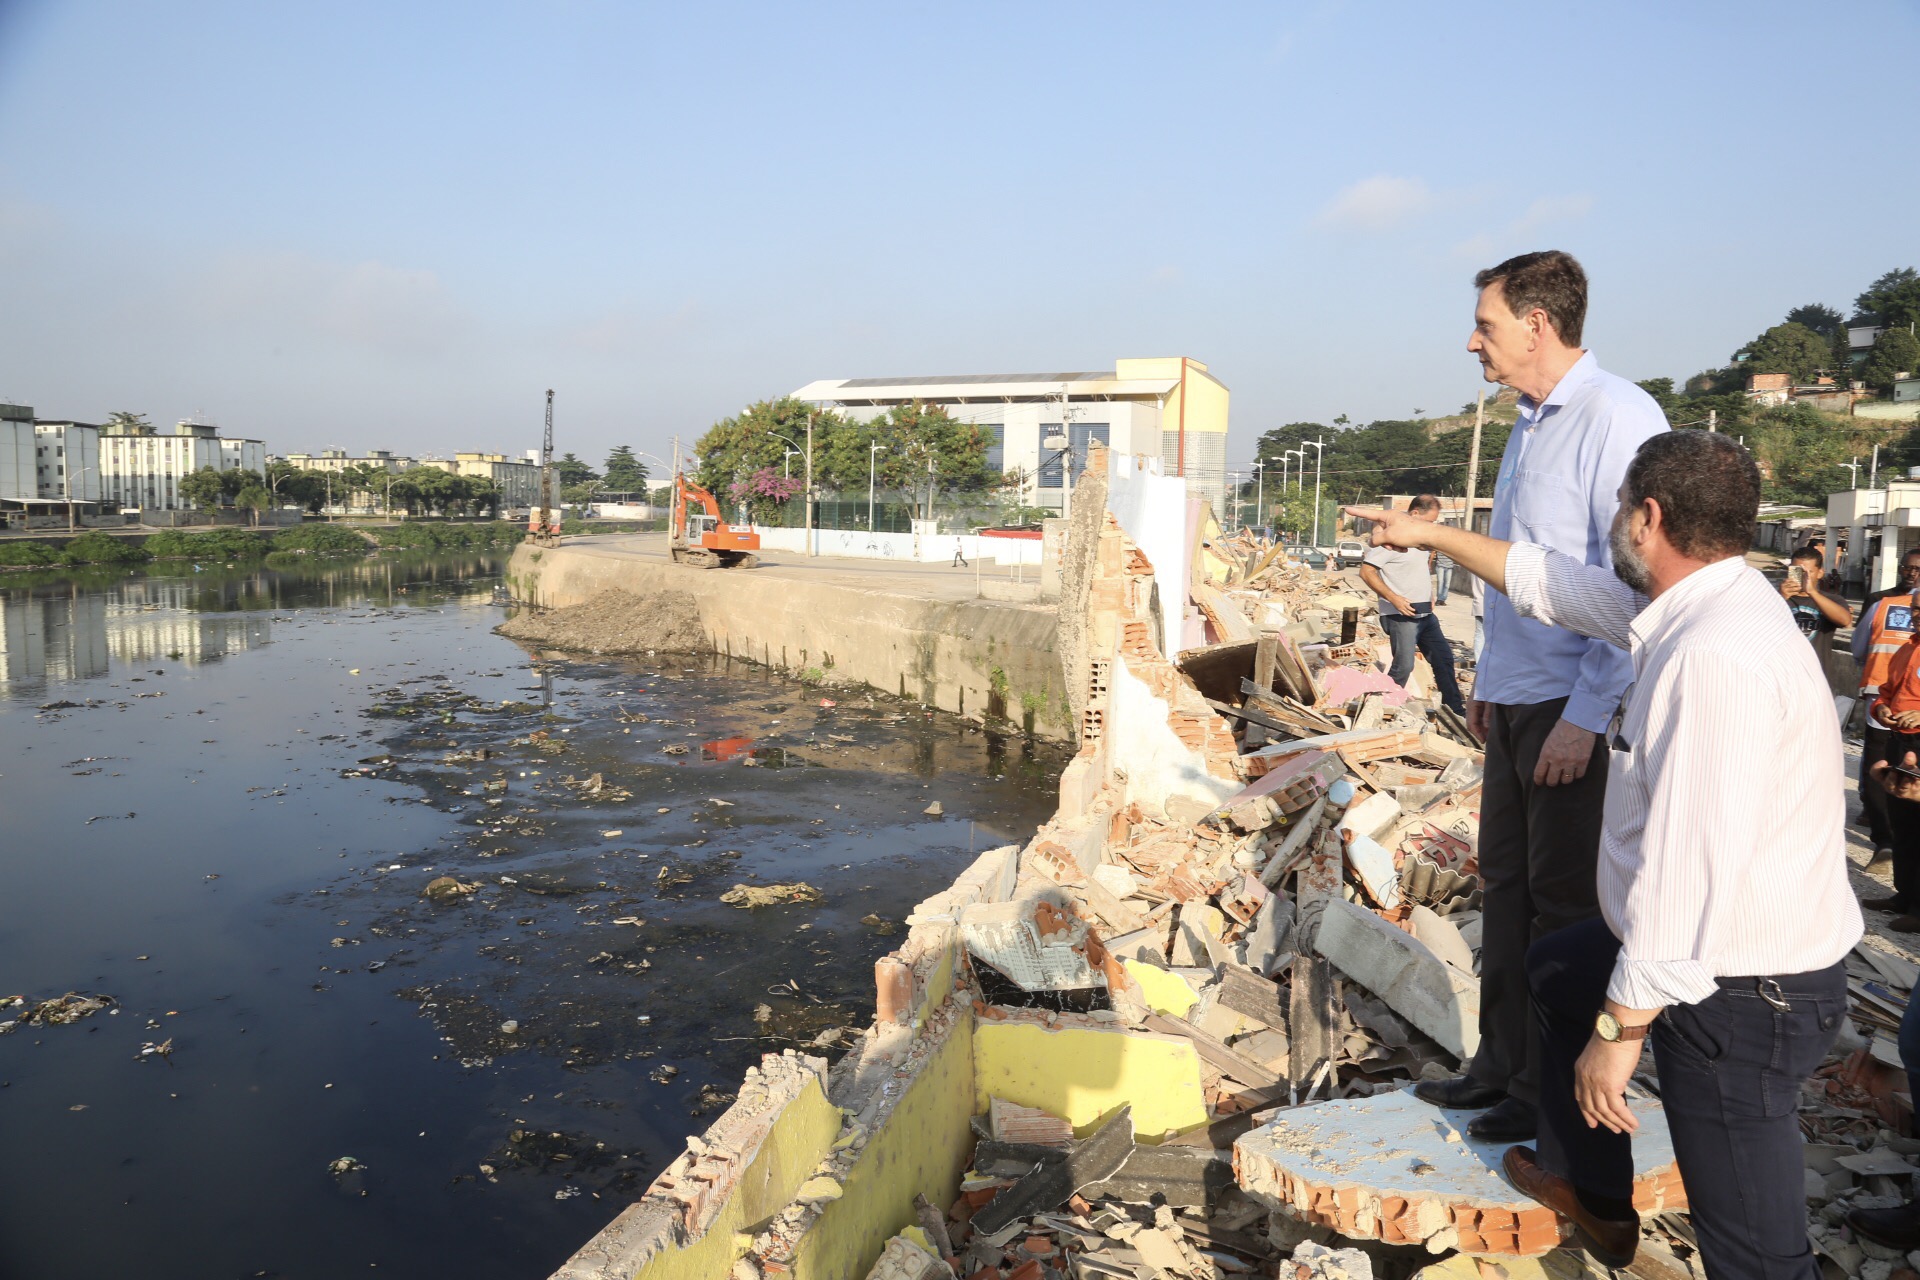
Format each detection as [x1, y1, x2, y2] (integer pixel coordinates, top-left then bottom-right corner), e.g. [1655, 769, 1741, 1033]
[1349, 429, 1860, 1279]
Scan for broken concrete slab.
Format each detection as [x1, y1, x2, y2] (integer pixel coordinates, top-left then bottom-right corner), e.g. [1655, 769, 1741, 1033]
[1314, 897, 1479, 1060]
[1233, 1087, 1686, 1257]
[1408, 905, 1474, 975]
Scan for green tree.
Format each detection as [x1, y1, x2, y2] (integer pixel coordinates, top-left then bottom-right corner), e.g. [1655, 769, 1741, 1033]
[1855, 268, 1920, 329]
[1733, 322, 1830, 383]
[1785, 303, 1844, 337]
[101, 411, 154, 436]
[555, 452, 599, 485]
[837, 401, 995, 518]
[694, 397, 849, 497]
[1830, 324, 1854, 383]
[234, 483, 273, 525]
[602, 445, 650, 493]
[1861, 328, 1920, 395]
[178, 465, 228, 511]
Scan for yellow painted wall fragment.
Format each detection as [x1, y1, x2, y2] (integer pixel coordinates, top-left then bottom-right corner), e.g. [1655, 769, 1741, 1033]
[1122, 959, 1200, 1019]
[788, 1014, 977, 1280]
[972, 1021, 1208, 1141]
[628, 1073, 844, 1280]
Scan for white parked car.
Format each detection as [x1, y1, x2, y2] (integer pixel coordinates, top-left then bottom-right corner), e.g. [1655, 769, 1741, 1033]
[1336, 540, 1367, 568]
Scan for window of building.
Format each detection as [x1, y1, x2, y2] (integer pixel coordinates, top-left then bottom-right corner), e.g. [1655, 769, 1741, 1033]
[983, 424, 1005, 473]
[1037, 422, 1109, 488]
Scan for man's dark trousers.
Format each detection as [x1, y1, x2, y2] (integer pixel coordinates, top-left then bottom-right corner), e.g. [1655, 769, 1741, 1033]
[1467, 697, 1608, 1105]
[1529, 919, 1845, 1280]
[1382, 605, 1466, 715]
[1862, 722, 1895, 851]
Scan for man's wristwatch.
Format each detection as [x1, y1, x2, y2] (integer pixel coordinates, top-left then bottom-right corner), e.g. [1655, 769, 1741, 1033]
[1595, 1011, 1652, 1043]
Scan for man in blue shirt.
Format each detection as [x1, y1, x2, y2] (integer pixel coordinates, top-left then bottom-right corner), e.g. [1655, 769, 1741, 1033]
[1412, 250, 1668, 1141]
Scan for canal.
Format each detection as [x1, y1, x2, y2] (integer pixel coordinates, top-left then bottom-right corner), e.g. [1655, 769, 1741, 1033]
[0, 552, 1067, 1279]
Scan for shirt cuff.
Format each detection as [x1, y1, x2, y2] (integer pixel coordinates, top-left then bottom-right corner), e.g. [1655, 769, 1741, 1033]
[1607, 954, 1718, 1009]
[1561, 691, 1618, 735]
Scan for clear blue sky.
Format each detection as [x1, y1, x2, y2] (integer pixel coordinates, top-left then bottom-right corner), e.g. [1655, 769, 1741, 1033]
[2, 0, 1915, 471]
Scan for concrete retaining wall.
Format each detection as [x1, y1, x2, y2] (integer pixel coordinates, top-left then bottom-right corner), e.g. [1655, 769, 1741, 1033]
[505, 540, 1071, 739]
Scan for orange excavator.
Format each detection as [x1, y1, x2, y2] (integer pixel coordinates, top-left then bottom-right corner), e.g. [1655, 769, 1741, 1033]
[669, 473, 760, 569]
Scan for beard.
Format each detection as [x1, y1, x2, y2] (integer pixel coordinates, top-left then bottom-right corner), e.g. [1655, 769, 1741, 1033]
[1610, 517, 1651, 593]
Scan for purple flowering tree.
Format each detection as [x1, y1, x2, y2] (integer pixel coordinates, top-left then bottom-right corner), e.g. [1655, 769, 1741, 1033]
[728, 467, 803, 524]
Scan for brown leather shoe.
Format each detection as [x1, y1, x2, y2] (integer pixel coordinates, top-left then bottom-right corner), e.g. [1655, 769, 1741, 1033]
[1502, 1146, 1639, 1268]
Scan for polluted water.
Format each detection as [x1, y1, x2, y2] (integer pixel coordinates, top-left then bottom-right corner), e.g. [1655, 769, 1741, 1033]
[0, 551, 1066, 1279]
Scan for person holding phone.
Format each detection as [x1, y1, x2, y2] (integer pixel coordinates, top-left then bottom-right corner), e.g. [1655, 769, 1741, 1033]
[1780, 545, 1848, 661]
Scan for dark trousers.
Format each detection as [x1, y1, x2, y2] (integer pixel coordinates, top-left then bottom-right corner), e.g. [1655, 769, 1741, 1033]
[1467, 697, 1608, 1105]
[1862, 723, 1895, 850]
[1382, 606, 1465, 715]
[1529, 919, 1846, 1280]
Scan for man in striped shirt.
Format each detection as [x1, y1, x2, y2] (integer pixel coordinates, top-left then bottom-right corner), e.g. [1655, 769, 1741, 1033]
[1348, 429, 1861, 1279]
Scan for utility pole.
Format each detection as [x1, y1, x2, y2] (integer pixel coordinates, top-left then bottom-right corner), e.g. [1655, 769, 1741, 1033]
[1463, 389, 1485, 537]
[867, 439, 880, 530]
[534, 390, 556, 543]
[804, 413, 815, 558]
[1708, 409, 1717, 433]
[1252, 460, 1265, 536]
[1227, 470, 1241, 532]
[1872, 443, 1880, 488]
[1306, 437, 1326, 548]
[1279, 452, 1289, 495]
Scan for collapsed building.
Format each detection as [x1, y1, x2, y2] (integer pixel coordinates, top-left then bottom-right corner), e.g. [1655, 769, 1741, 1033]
[551, 444, 1915, 1280]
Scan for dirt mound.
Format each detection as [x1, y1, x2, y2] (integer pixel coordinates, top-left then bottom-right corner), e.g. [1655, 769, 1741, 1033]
[496, 589, 709, 655]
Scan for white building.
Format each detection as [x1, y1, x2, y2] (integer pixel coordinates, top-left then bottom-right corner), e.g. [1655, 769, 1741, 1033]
[792, 357, 1232, 516]
[99, 421, 267, 511]
[33, 422, 102, 505]
[0, 403, 34, 504]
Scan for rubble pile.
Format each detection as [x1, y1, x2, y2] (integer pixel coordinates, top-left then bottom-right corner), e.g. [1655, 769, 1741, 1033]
[555, 459, 1920, 1280]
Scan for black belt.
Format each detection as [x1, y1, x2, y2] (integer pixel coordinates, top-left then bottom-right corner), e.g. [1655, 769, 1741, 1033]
[1712, 966, 1844, 1009]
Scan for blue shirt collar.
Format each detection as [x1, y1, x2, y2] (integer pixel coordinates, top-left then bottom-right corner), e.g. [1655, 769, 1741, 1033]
[1519, 350, 1599, 417]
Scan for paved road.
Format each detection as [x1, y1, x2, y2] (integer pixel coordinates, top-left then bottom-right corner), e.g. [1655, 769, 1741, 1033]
[558, 532, 1046, 605]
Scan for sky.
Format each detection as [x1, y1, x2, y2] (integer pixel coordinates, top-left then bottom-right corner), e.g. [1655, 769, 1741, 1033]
[2, 0, 1916, 472]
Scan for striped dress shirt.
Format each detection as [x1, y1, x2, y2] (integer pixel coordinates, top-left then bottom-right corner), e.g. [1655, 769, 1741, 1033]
[1503, 544, 1863, 1008]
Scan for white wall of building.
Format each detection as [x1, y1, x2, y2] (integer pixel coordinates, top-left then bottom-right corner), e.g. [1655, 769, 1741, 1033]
[0, 419, 35, 503]
[34, 423, 101, 502]
[100, 430, 266, 511]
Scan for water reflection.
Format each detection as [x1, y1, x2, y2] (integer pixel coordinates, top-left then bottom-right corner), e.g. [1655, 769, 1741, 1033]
[0, 553, 503, 695]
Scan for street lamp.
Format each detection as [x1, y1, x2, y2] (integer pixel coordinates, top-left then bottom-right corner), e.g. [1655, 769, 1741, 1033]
[1251, 459, 1265, 538]
[64, 462, 99, 531]
[868, 439, 882, 530]
[1286, 448, 1306, 493]
[767, 418, 815, 557]
[1304, 438, 1326, 547]
[1227, 469, 1242, 532]
[783, 448, 799, 479]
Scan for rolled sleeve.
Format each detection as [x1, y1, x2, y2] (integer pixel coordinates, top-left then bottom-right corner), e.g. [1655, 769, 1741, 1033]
[1608, 956, 1718, 1009]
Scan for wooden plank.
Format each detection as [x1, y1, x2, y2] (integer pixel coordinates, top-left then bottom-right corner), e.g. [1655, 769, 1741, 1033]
[1205, 698, 1296, 740]
[1247, 631, 1279, 749]
[1142, 1013, 1284, 1089]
